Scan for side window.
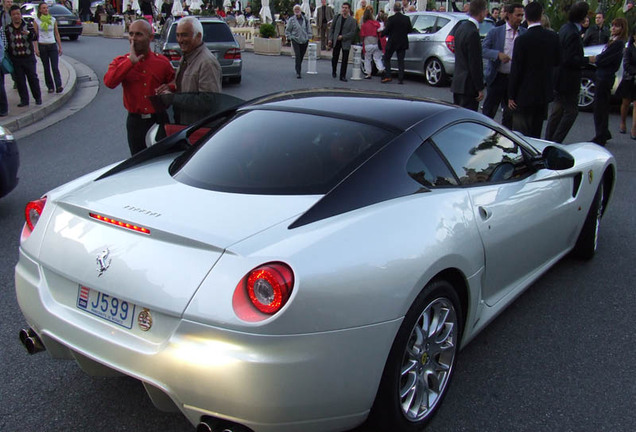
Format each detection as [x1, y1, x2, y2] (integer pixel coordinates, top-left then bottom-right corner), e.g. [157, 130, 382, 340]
[432, 123, 530, 185]
[435, 17, 450, 32]
[406, 140, 458, 188]
[412, 15, 438, 34]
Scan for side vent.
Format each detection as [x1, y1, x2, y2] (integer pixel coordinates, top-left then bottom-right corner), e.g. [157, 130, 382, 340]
[572, 172, 583, 197]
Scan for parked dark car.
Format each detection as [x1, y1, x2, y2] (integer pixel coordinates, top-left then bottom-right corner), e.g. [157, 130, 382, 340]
[21, 3, 83, 40]
[0, 126, 19, 199]
[153, 16, 242, 84]
[578, 43, 623, 111]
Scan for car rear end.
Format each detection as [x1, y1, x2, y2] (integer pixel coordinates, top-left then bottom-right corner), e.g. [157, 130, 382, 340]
[0, 126, 19, 198]
[50, 5, 83, 40]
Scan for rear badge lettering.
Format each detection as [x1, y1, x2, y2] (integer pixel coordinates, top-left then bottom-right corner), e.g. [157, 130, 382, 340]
[123, 205, 162, 218]
[138, 308, 153, 331]
[588, 170, 593, 184]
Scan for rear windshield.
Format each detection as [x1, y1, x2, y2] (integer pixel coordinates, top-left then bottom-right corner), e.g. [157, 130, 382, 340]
[168, 21, 235, 43]
[50, 5, 73, 15]
[172, 110, 395, 195]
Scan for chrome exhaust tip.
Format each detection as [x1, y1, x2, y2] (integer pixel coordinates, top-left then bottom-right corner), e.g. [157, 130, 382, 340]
[19, 328, 46, 354]
[197, 417, 252, 432]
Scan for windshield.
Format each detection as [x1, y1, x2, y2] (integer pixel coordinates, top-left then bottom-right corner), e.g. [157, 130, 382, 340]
[172, 110, 395, 195]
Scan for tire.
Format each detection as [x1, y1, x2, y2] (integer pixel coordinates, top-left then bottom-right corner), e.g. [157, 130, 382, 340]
[579, 70, 596, 112]
[229, 75, 242, 84]
[424, 58, 446, 87]
[369, 279, 462, 431]
[572, 181, 605, 260]
[68, 35, 79, 41]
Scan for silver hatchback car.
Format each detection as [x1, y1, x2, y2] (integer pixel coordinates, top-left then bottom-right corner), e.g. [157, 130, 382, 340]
[400, 12, 494, 86]
[153, 16, 242, 84]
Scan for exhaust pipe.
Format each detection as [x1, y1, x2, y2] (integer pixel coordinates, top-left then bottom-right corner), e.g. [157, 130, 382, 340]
[19, 328, 46, 355]
[196, 417, 252, 432]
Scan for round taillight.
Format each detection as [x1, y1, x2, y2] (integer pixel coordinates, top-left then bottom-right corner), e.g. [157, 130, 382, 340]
[25, 197, 47, 232]
[246, 263, 294, 314]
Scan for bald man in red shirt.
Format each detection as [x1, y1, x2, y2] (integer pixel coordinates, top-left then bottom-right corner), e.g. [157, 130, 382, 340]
[104, 20, 174, 155]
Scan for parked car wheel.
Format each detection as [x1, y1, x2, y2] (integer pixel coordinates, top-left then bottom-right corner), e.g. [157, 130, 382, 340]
[69, 35, 79, 41]
[425, 58, 446, 87]
[229, 76, 242, 84]
[572, 180, 605, 260]
[370, 279, 462, 431]
[579, 70, 596, 112]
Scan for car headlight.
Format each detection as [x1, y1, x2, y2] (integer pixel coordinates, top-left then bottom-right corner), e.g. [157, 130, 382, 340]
[0, 125, 14, 141]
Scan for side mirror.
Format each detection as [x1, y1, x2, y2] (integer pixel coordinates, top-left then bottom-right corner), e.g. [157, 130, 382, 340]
[541, 146, 575, 170]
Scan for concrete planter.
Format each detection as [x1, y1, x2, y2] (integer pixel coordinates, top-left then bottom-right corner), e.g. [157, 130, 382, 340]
[103, 24, 125, 38]
[82, 22, 99, 36]
[253, 37, 282, 56]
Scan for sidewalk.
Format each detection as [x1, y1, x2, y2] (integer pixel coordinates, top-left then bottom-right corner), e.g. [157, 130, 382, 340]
[0, 56, 76, 133]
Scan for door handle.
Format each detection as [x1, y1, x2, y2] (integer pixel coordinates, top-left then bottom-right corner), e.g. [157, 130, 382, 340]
[478, 206, 492, 221]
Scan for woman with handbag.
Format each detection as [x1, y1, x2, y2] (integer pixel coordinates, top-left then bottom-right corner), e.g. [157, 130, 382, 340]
[618, 27, 636, 139]
[33, 2, 63, 94]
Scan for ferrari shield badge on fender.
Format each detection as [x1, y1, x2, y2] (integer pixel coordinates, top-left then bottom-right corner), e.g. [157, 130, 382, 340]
[138, 308, 153, 331]
[588, 170, 594, 184]
[96, 249, 111, 277]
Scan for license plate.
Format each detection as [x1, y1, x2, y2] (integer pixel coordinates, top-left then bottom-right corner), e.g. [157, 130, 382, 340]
[59, 20, 69, 25]
[77, 286, 136, 329]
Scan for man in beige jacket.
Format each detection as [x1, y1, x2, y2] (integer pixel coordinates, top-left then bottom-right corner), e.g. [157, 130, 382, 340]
[157, 16, 222, 125]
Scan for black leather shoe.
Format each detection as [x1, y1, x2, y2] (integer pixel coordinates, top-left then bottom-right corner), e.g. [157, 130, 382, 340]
[17, 102, 28, 107]
[35, 99, 42, 105]
[48, 88, 54, 94]
[297, 74, 301, 79]
[340, 77, 348, 82]
[56, 87, 63, 93]
[0, 112, 8, 117]
[332, 72, 337, 78]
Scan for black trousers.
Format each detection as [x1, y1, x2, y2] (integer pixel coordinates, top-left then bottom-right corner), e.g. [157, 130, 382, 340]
[545, 92, 578, 143]
[513, 104, 548, 139]
[593, 76, 614, 144]
[482, 72, 513, 129]
[383, 46, 406, 82]
[453, 93, 479, 111]
[12, 56, 41, 104]
[331, 41, 349, 79]
[126, 112, 168, 156]
[292, 41, 308, 75]
[39, 43, 62, 91]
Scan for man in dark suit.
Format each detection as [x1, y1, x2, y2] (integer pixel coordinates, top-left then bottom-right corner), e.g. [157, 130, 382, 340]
[545, 2, 590, 143]
[583, 11, 610, 46]
[507, 1, 560, 138]
[328, 2, 357, 82]
[381, 1, 413, 84]
[481, 3, 525, 128]
[450, 0, 487, 111]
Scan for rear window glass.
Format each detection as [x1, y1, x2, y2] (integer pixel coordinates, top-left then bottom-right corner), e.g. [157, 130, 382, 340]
[49, 5, 72, 14]
[173, 110, 395, 195]
[168, 21, 235, 43]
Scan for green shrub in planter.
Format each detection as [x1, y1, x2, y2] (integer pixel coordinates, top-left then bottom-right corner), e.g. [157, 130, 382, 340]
[259, 23, 277, 38]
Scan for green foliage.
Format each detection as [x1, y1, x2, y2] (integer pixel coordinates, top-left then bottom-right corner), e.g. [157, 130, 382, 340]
[542, 0, 631, 32]
[259, 22, 277, 38]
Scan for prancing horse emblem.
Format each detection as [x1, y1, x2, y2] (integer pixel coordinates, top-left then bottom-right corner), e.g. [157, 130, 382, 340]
[96, 249, 111, 277]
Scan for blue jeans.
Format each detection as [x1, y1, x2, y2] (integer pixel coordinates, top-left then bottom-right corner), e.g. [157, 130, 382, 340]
[39, 43, 62, 91]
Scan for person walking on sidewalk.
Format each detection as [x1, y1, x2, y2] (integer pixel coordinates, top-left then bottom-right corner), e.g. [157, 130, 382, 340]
[104, 19, 174, 155]
[285, 4, 311, 79]
[33, 2, 63, 94]
[360, 6, 384, 79]
[316, 0, 334, 51]
[328, 2, 356, 82]
[5, 5, 41, 107]
[0, 28, 8, 116]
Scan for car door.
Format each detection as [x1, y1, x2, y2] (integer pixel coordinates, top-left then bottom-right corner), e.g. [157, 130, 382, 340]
[431, 122, 574, 306]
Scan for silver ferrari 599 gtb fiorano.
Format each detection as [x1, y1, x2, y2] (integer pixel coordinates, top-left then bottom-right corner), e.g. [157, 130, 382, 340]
[16, 90, 615, 432]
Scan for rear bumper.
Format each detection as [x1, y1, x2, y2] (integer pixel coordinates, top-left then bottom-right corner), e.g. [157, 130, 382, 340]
[15, 248, 400, 432]
[0, 137, 19, 198]
[58, 26, 83, 37]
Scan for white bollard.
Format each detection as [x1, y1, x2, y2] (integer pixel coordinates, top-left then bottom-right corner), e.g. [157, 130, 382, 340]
[350, 45, 363, 80]
[307, 43, 318, 74]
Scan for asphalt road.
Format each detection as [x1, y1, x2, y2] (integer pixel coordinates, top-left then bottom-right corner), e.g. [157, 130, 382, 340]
[1, 36, 635, 432]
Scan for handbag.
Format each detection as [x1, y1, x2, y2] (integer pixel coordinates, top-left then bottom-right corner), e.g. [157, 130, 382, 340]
[1, 56, 13, 75]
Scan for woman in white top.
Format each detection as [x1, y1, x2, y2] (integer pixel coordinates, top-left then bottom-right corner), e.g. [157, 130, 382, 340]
[33, 2, 63, 94]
